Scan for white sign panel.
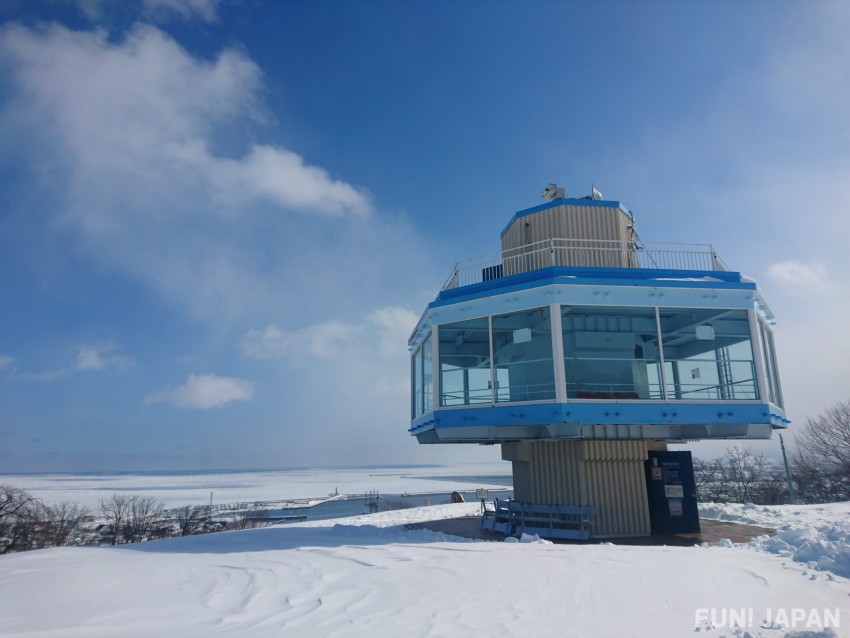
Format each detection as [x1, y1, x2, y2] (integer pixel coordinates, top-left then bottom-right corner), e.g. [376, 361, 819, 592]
[664, 485, 684, 498]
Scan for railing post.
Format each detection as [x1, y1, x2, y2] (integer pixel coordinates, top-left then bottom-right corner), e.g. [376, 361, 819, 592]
[550, 238, 555, 267]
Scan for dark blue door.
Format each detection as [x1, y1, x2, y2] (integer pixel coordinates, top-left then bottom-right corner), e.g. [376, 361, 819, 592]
[644, 451, 700, 534]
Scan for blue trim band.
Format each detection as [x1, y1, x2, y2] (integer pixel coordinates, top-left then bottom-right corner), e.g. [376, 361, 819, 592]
[432, 266, 751, 308]
[410, 402, 788, 434]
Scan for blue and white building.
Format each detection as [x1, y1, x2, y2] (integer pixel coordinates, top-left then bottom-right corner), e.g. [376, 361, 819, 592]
[409, 187, 787, 537]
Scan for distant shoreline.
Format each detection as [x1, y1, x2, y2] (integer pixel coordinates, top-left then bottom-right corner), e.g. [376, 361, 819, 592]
[0, 463, 515, 511]
[0, 463, 457, 478]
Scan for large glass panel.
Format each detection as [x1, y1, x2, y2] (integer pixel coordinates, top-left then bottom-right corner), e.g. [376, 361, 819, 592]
[765, 327, 783, 407]
[758, 318, 783, 408]
[658, 308, 758, 400]
[758, 319, 776, 405]
[492, 306, 555, 402]
[562, 306, 662, 399]
[423, 333, 433, 413]
[439, 317, 492, 406]
[413, 345, 423, 417]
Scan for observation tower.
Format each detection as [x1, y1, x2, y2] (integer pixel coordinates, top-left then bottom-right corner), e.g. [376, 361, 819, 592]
[408, 185, 788, 538]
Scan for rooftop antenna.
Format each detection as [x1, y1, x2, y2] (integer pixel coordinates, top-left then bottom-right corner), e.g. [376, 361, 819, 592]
[591, 184, 603, 200]
[542, 183, 565, 200]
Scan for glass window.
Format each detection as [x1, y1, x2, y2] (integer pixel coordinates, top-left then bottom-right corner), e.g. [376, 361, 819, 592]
[412, 345, 423, 417]
[765, 327, 783, 407]
[492, 307, 555, 402]
[758, 318, 783, 408]
[758, 319, 775, 405]
[561, 306, 663, 399]
[658, 308, 758, 400]
[438, 317, 492, 406]
[423, 332, 433, 413]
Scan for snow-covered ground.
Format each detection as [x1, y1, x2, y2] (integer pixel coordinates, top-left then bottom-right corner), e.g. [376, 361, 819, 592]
[699, 501, 850, 579]
[2, 502, 848, 637]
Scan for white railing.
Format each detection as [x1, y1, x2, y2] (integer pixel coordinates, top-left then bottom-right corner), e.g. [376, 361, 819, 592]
[442, 238, 729, 290]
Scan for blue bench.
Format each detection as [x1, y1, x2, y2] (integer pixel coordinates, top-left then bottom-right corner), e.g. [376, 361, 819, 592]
[482, 498, 595, 540]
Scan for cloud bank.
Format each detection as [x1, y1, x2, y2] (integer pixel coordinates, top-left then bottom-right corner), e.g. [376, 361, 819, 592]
[241, 307, 418, 361]
[146, 373, 255, 409]
[75, 341, 133, 372]
[767, 261, 837, 296]
[0, 22, 373, 322]
[142, 0, 222, 22]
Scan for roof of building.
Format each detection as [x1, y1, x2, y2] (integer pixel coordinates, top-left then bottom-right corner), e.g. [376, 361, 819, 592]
[500, 197, 633, 238]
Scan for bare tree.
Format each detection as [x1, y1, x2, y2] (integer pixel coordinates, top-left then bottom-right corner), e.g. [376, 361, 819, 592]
[0, 485, 38, 522]
[753, 471, 787, 505]
[791, 400, 850, 503]
[723, 446, 767, 503]
[0, 485, 42, 554]
[125, 496, 165, 543]
[43, 501, 89, 547]
[100, 494, 132, 545]
[693, 458, 726, 502]
[232, 510, 270, 530]
[791, 447, 850, 504]
[173, 505, 208, 536]
[795, 400, 850, 473]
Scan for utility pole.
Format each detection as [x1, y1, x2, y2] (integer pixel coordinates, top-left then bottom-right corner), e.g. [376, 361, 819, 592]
[779, 434, 796, 504]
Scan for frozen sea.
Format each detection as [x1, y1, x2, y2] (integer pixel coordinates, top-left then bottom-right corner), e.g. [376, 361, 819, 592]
[0, 463, 514, 519]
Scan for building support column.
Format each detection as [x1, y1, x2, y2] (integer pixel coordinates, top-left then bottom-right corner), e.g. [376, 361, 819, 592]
[502, 439, 667, 538]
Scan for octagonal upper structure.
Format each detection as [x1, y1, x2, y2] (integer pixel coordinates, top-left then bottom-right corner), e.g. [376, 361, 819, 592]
[409, 196, 787, 444]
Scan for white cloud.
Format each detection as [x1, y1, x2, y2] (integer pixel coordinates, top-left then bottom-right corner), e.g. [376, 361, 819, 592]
[0, 355, 14, 371]
[767, 260, 836, 296]
[241, 321, 360, 360]
[69, 1, 224, 25]
[142, 0, 222, 22]
[19, 369, 69, 383]
[75, 342, 132, 371]
[7, 342, 131, 381]
[239, 306, 419, 460]
[0, 23, 373, 321]
[0, 23, 370, 220]
[242, 306, 417, 361]
[211, 145, 372, 217]
[3, 24, 259, 158]
[366, 307, 420, 358]
[146, 373, 254, 409]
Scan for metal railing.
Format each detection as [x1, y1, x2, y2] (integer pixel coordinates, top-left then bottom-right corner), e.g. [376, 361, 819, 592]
[442, 238, 729, 290]
[565, 357, 758, 401]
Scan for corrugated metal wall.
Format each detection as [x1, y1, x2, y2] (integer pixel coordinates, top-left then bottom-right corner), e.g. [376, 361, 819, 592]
[581, 441, 651, 537]
[502, 439, 655, 538]
[501, 203, 637, 272]
[502, 204, 632, 249]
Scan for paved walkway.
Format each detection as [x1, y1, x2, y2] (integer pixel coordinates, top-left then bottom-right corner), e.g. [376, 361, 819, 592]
[407, 516, 775, 546]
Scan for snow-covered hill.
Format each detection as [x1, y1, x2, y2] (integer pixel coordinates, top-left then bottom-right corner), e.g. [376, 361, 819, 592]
[1, 502, 848, 637]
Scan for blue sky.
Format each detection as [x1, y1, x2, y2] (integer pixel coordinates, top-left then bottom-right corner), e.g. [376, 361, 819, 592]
[1, 0, 848, 472]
